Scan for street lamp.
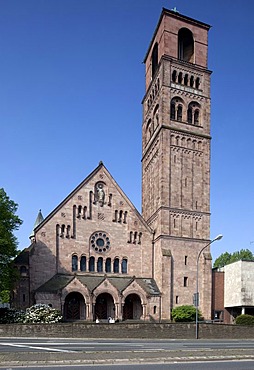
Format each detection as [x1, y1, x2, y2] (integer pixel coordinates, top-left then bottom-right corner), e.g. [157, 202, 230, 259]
[195, 234, 223, 339]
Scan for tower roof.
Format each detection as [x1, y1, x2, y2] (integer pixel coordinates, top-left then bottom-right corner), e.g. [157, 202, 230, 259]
[29, 209, 44, 239]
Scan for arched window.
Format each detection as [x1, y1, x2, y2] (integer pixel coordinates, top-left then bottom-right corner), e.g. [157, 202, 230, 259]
[105, 258, 111, 273]
[113, 258, 119, 273]
[97, 257, 103, 272]
[187, 107, 192, 123]
[151, 42, 158, 78]
[177, 105, 182, 121]
[178, 72, 183, 84]
[171, 97, 184, 122]
[153, 105, 159, 128]
[178, 28, 194, 63]
[89, 256, 95, 272]
[195, 77, 200, 89]
[146, 119, 152, 142]
[61, 224, 65, 237]
[72, 255, 78, 272]
[187, 102, 201, 125]
[170, 102, 176, 120]
[194, 109, 199, 125]
[20, 266, 27, 276]
[172, 70, 177, 82]
[122, 258, 128, 274]
[184, 74, 188, 86]
[80, 256, 86, 271]
[190, 75, 194, 87]
[77, 205, 82, 218]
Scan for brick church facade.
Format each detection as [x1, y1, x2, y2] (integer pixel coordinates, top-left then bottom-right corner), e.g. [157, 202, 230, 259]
[13, 8, 213, 321]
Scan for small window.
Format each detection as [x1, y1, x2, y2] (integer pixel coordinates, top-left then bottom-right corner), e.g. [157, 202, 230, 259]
[23, 294, 26, 303]
[176, 296, 179, 304]
[184, 277, 188, 287]
[97, 257, 103, 272]
[89, 256, 95, 272]
[151, 43, 158, 78]
[72, 255, 78, 272]
[185, 256, 188, 265]
[172, 70, 177, 82]
[113, 258, 119, 273]
[105, 258, 111, 273]
[20, 266, 27, 276]
[187, 107, 192, 123]
[153, 306, 157, 314]
[178, 72, 183, 84]
[194, 110, 199, 125]
[170, 102, 176, 120]
[122, 258, 128, 274]
[190, 75, 194, 87]
[177, 105, 182, 121]
[80, 256, 86, 271]
[184, 74, 188, 86]
[195, 77, 200, 89]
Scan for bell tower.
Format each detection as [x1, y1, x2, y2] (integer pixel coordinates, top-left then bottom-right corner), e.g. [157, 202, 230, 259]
[142, 8, 212, 319]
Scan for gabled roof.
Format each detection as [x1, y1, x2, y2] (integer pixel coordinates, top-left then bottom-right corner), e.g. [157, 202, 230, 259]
[36, 274, 74, 293]
[34, 161, 153, 234]
[14, 248, 30, 265]
[35, 274, 161, 296]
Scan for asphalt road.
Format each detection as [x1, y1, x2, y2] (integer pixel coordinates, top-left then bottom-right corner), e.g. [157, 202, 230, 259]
[0, 338, 254, 367]
[1, 361, 254, 370]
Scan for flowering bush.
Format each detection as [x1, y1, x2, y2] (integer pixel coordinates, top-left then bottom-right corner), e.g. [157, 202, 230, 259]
[23, 304, 63, 324]
[0, 304, 62, 324]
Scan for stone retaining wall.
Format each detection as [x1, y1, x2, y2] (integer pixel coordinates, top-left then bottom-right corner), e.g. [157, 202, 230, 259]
[0, 322, 254, 339]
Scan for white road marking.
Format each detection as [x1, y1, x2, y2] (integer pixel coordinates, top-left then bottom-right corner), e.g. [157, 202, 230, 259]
[0, 342, 76, 353]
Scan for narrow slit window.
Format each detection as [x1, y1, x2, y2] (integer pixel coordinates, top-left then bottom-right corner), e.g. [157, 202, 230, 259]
[184, 276, 188, 287]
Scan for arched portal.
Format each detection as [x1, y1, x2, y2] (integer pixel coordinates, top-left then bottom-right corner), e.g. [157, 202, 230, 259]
[64, 292, 86, 320]
[123, 294, 142, 320]
[95, 293, 114, 320]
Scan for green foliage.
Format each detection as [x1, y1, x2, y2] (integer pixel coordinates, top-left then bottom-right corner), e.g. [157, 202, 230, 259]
[235, 314, 254, 326]
[0, 188, 23, 295]
[0, 290, 10, 304]
[171, 305, 201, 322]
[0, 304, 62, 324]
[213, 249, 254, 268]
[0, 308, 25, 324]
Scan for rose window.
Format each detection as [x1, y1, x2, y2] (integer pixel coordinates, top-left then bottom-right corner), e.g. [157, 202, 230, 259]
[90, 231, 110, 253]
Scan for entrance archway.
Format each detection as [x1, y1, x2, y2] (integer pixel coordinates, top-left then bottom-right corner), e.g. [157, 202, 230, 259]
[64, 292, 86, 320]
[95, 293, 114, 320]
[123, 294, 142, 320]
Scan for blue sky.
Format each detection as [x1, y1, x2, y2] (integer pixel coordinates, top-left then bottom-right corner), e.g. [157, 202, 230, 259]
[1, 0, 254, 262]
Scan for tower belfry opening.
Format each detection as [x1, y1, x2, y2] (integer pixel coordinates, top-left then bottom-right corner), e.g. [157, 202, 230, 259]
[178, 28, 194, 62]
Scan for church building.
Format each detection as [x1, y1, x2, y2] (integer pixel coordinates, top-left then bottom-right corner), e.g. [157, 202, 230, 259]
[13, 8, 213, 321]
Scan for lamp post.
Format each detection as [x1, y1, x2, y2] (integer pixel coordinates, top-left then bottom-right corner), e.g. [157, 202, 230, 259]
[195, 234, 223, 339]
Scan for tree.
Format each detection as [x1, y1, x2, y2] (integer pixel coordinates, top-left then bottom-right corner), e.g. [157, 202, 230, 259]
[213, 249, 254, 268]
[171, 305, 201, 322]
[0, 188, 22, 298]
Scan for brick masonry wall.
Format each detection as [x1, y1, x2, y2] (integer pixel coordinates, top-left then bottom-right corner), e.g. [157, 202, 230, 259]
[1, 322, 254, 339]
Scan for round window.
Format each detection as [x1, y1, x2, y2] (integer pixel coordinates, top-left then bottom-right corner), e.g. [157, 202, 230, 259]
[90, 231, 110, 254]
